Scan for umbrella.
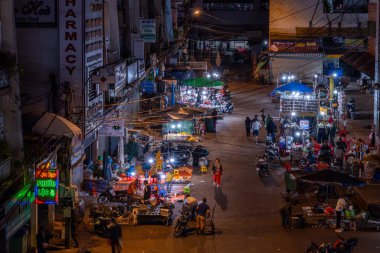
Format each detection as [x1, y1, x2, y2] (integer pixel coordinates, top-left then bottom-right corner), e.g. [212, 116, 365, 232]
[32, 112, 81, 138]
[298, 170, 365, 187]
[273, 81, 313, 93]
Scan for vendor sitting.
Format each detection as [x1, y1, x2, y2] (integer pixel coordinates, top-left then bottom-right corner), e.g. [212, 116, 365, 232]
[183, 194, 198, 220]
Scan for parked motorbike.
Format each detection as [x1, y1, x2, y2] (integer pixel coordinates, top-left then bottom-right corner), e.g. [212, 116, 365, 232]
[306, 236, 358, 253]
[173, 211, 191, 238]
[97, 187, 129, 204]
[256, 155, 269, 177]
[265, 142, 280, 162]
[93, 216, 111, 238]
[347, 98, 356, 120]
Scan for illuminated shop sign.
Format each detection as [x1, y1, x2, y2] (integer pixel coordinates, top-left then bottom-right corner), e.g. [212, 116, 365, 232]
[35, 159, 59, 204]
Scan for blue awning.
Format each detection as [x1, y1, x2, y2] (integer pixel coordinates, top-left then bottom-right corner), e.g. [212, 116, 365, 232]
[274, 81, 313, 93]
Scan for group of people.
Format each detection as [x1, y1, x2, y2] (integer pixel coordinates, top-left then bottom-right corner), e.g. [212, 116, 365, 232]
[183, 195, 211, 235]
[245, 110, 277, 144]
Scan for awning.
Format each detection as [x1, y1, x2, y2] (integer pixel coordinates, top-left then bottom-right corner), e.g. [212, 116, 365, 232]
[340, 51, 375, 79]
[32, 112, 82, 138]
[183, 77, 224, 88]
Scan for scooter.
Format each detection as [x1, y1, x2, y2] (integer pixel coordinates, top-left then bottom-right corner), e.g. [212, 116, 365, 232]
[256, 156, 270, 177]
[93, 216, 111, 238]
[97, 187, 129, 204]
[347, 98, 356, 119]
[265, 142, 280, 162]
[173, 211, 191, 238]
[306, 236, 358, 253]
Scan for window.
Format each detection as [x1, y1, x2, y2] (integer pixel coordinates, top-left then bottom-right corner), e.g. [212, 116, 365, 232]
[0, 70, 9, 89]
[203, 3, 255, 11]
[324, 0, 368, 13]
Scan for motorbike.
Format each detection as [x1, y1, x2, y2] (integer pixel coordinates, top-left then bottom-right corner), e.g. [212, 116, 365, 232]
[93, 216, 111, 238]
[265, 141, 280, 162]
[173, 211, 191, 238]
[347, 98, 356, 120]
[256, 155, 270, 177]
[97, 187, 129, 204]
[306, 236, 358, 253]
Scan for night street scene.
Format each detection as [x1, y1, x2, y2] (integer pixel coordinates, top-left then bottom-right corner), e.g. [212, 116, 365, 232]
[3, 0, 380, 252]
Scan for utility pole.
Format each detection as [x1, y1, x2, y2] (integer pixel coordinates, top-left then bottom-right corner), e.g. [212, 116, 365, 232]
[62, 138, 72, 249]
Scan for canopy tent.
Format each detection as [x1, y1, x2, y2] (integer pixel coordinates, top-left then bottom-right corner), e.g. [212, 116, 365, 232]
[183, 77, 224, 88]
[273, 81, 313, 93]
[298, 170, 365, 187]
[32, 112, 82, 138]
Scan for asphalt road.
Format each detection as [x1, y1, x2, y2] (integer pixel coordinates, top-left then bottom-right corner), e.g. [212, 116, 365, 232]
[75, 81, 380, 253]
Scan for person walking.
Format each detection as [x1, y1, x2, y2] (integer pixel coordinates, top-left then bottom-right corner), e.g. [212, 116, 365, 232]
[71, 208, 79, 247]
[212, 158, 223, 188]
[335, 195, 347, 233]
[196, 198, 210, 235]
[260, 109, 266, 123]
[245, 116, 252, 137]
[251, 115, 262, 144]
[36, 226, 48, 253]
[335, 138, 346, 172]
[108, 218, 122, 253]
[279, 202, 293, 228]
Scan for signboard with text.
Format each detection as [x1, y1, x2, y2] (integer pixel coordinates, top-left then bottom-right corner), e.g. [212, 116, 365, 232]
[140, 19, 156, 43]
[59, 0, 83, 115]
[269, 40, 319, 53]
[35, 158, 59, 204]
[15, 0, 57, 27]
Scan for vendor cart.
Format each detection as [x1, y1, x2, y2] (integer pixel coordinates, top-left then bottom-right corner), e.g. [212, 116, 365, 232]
[204, 204, 216, 235]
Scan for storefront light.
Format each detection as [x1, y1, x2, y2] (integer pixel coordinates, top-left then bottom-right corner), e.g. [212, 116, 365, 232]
[290, 75, 295, 79]
[202, 95, 207, 99]
[160, 174, 166, 180]
[334, 90, 338, 94]
[295, 131, 301, 136]
[213, 73, 219, 78]
[332, 73, 338, 78]
[148, 158, 154, 164]
[169, 158, 175, 163]
[314, 74, 318, 78]
[306, 95, 311, 99]
[320, 112, 325, 116]
[177, 123, 181, 128]
[131, 172, 136, 176]
[187, 90, 192, 94]
[202, 90, 206, 95]
[282, 76, 287, 81]
[291, 112, 296, 116]
[171, 124, 176, 129]
[206, 73, 211, 78]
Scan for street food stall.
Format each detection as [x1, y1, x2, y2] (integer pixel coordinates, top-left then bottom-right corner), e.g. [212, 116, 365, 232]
[181, 77, 229, 111]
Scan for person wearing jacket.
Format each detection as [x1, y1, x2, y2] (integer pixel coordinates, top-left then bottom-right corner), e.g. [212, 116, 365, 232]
[212, 158, 223, 188]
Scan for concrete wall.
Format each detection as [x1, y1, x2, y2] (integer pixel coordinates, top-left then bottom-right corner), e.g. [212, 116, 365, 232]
[270, 0, 368, 37]
[271, 54, 324, 84]
[16, 28, 58, 113]
[0, 0, 24, 160]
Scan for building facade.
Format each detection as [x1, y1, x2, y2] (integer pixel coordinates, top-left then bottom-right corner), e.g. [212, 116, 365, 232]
[269, 0, 368, 83]
[0, 1, 31, 252]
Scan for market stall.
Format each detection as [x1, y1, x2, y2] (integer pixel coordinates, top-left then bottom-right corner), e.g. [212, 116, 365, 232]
[181, 77, 231, 112]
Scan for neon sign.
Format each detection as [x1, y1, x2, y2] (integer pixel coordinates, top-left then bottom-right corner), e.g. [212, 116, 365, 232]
[35, 159, 59, 204]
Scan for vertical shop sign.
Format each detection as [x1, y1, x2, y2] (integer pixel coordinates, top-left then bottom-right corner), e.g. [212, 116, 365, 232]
[35, 158, 59, 204]
[59, 0, 83, 93]
[140, 19, 156, 43]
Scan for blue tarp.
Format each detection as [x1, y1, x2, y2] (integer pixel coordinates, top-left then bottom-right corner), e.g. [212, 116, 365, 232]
[274, 82, 313, 93]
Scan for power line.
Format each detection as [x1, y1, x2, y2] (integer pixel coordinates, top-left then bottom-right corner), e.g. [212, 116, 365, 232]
[270, 3, 319, 24]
